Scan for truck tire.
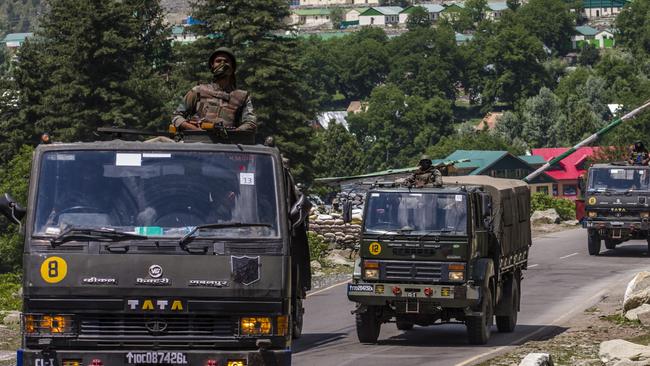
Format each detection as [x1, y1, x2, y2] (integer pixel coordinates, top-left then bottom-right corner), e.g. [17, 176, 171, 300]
[396, 320, 414, 331]
[588, 231, 601, 256]
[604, 238, 616, 250]
[292, 297, 304, 339]
[496, 275, 519, 333]
[466, 286, 493, 345]
[356, 306, 381, 344]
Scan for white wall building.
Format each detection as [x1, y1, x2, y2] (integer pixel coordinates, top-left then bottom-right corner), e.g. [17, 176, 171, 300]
[290, 8, 332, 27]
[359, 7, 402, 26]
[398, 4, 444, 24]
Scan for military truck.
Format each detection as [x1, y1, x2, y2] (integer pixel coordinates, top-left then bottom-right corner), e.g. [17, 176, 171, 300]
[583, 163, 650, 255]
[0, 130, 311, 366]
[347, 176, 531, 345]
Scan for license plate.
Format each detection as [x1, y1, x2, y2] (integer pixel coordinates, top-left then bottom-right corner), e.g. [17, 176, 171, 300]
[405, 292, 417, 298]
[611, 222, 624, 226]
[125, 352, 188, 365]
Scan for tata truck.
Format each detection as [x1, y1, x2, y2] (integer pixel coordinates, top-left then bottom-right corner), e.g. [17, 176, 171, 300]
[0, 132, 311, 366]
[584, 163, 650, 255]
[347, 176, 531, 345]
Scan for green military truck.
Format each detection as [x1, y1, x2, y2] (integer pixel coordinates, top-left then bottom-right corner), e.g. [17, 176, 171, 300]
[583, 163, 650, 255]
[347, 176, 531, 345]
[0, 132, 311, 366]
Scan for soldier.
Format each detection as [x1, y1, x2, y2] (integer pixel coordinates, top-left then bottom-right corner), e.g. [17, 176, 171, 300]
[628, 141, 650, 166]
[404, 155, 443, 188]
[172, 47, 257, 132]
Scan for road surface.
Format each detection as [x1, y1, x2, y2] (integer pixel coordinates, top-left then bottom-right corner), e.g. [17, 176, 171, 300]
[293, 228, 650, 366]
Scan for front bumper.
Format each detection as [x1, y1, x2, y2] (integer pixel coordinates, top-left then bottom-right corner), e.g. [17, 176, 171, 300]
[19, 348, 291, 366]
[346, 282, 479, 308]
[583, 219, 648, 230]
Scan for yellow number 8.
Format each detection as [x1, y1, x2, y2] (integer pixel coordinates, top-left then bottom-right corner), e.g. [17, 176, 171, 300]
[40, 257, 68, 284]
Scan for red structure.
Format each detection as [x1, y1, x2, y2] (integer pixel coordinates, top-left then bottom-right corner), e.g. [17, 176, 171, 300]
[531, 147, 600, 200]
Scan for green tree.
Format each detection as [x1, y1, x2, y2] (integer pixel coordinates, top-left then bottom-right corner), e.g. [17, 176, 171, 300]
[578, 43, 600, 66]
[463, 0, 488, 24]
[495, 110, 524, 142]
[615, 0, 650, 56]
[0, 0, 44, 33]
[297, 37, 342, 109]
[191, 0, 316, 182]
[516, 0, 575, 54]
[348, 84, 454, 171]
[0, 145, 33, 272]
[313, 124, 365, 178]
[506, 0, 522, 11]
[561, 100, 603, 145]
[520, 87, 564, 147]
[335, 28, 389, 100]
[406, 6, 431, 31]
[330, 7, 345, 29]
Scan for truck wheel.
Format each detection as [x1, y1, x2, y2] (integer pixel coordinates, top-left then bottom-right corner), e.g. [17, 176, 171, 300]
[356, 306, 381, 344]
[604, 238, 616, 250]
[396, 320, 414, 331]
[588, 231, 601, 256]
[466, 287, 493, 345]
[496, 276, 519, 333]
[292, 297, 304, 339]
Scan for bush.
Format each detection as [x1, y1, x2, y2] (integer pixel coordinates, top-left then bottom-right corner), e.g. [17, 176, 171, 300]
[0, 272, 21, 311]
[307, 232, 329, 263]
[531, 192, 576, 221]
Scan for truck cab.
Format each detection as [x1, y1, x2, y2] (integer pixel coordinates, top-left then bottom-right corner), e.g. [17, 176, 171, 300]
[1, 137, 310, 366]
[347, 176, 530, 345]
[584, 163, 650, 255]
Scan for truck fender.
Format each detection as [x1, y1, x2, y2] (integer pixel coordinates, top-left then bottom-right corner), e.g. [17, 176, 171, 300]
[471, 258, 494, 290]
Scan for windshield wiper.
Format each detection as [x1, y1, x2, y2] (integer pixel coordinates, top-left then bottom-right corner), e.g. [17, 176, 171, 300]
[417, 229, 454, 240]
[179, 222, 272, 250]
[50, 227, 147, 248]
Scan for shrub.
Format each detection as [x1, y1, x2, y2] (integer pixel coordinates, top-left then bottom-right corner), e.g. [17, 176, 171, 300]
[0, 272, 21, 311]
[307, 232, 329, 263]
[531, 192, 576, 221]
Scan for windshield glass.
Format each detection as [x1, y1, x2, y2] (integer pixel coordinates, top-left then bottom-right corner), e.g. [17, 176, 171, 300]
[33, 150, 279, 239]
[588, 167, 650, 192]
[364, 192, 467, 234]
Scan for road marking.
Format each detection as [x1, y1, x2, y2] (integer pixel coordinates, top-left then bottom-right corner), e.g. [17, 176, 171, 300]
[528, 264, 539, 268]
[307, 279, 350, 298]
[454, 287, 609, 366]
[559, 252, 579, 259]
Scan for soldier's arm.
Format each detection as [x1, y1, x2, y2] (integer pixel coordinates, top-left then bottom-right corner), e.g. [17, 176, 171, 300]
[236, 96, 257, 132]
[172, 89, 199, 128]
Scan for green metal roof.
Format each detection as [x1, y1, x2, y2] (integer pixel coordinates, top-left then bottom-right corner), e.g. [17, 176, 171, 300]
[575, 25, 598, 36]
[2, 32, 33, 43]
[402, 4, 445, 14]
[360, 8, 384, 16]
[351, 7, 370, 13]
[578, 0, 629, 8]
[171, 26, 184, 35]
[444, 150, 507, 175]
[294, 8, 332, 16]
[518, 155, 547, 165]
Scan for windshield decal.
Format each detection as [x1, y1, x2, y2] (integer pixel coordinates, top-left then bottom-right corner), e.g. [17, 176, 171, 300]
[116, 153, 142, 166]
[142, 153, 171, 158]
[240, 172, 255, 185]
[455, 195, 463, 202]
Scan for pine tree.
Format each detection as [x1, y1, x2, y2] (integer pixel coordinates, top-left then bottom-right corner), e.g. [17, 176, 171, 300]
[190, 0, 316, 183]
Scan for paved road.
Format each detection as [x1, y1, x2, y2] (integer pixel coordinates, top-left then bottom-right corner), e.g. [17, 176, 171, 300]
[293, 229, 650, 366]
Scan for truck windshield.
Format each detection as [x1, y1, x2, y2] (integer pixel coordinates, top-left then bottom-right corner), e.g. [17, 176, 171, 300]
[589, 167, 650, 192]
[33, 150, 279, 239]
[364, 192, 467, 234]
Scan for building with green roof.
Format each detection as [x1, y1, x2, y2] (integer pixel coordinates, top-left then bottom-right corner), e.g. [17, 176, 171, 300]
[2, 33, 33, 49]
[291, 8, 333, 28]
[572, 25, 615, 49]
[572, 0, 630, 19]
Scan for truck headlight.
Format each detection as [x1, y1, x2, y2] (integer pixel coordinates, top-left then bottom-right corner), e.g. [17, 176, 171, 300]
[449, 271, 464, 281]
[641, 212, 650, 218]
[240, 317, 272, 335]
[363, 261, 379, 280]
[588, 211, 597, 218]
[24, 314, 74, 335]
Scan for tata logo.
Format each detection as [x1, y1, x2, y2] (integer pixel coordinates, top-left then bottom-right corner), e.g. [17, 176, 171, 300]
[149, 264, 163, 278]
[126, 299, 185, 312]
[145, 320, 168, 335]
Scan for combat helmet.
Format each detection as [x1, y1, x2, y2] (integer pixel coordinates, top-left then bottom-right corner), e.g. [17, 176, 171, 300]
[208, 47, 237, 71]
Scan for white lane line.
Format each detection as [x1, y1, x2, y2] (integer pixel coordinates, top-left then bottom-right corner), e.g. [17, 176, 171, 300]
[307, 279, 350, 298]
[528, 264, 539, 268]
[559, 252, 579, 259]
[454, 287, 609, 366]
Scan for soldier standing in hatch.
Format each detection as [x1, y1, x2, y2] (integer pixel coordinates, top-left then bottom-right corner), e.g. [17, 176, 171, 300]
[172, 47, 257, 132]
[404, 155, 443, 188]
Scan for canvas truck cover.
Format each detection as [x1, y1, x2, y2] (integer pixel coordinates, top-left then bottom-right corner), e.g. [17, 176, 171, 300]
[442, 176, 532, 256]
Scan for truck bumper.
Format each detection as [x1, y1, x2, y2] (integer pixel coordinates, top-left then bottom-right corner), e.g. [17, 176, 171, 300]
[19, 348, 291, 366]
[584, 220, 650, 239]
[347, 282, 480, 310]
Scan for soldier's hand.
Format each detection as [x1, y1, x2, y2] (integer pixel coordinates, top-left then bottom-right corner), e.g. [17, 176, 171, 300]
[181, 121, 202, 131]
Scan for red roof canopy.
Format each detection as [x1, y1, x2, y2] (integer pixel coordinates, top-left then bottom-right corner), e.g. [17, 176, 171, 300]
[531, 147, 600, 181]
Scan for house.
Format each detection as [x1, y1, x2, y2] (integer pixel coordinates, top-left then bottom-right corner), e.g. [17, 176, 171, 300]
[313, 111, 349, 130]
[575, 0, 630, 19]
[572, 26, 615, 49]
[352, 0, 379, 4]
[455, 32, 474, 44]
[475, 112, 503, 131]
[345, 8, 370, 22]
[444, 150, 556, 194]
[290, 8, 332, 27]
[299, 0, 351, 5]
[595, 29, 615, 48]
[171, 26, 197, 44]
[359, 7, 402, 26]
[399, 4, 445, 24]
[531, 147, 600, 199]
[347, 101, 368, 114]
[2, 33, 33, 50]
[486, 2, 509, 20]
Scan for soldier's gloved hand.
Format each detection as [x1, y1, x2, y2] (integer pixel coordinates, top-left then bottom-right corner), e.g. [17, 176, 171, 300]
[181, 120, 202, 131]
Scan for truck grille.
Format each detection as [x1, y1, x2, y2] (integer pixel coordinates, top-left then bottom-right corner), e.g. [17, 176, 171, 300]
[79, 314, 236, 338]
[381, 260, 443, 283]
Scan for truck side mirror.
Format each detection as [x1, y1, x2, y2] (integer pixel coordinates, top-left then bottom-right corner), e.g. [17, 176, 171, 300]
[481, 194, 492, 229]
[290, 193, 307, 230]
[0, 193, 26, 225]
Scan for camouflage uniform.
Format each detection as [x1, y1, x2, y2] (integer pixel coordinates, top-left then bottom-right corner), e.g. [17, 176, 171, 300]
[404, 166, 443, 188]
[172, 47, 257, 132]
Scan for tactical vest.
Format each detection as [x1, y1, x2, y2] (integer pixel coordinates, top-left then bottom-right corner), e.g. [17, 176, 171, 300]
[194, 85, 248, 128]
